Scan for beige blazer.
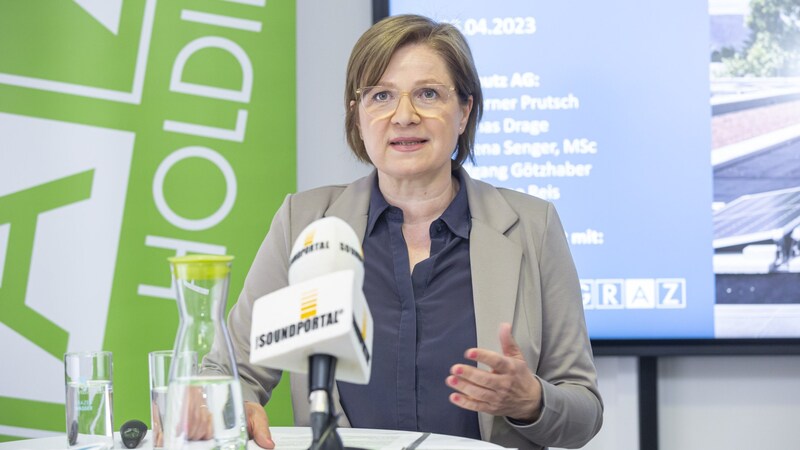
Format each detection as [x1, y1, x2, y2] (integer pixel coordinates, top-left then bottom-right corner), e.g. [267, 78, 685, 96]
[222, 168, 603, 450]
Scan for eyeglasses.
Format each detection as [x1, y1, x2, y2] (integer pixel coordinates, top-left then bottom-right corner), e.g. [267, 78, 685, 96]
[356, 84, 457, 118]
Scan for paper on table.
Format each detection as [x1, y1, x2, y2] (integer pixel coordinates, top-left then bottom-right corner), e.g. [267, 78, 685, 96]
[247, 427, 420, 450]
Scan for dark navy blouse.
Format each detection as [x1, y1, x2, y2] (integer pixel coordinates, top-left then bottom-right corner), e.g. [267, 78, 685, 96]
[337, 171, 481, 439]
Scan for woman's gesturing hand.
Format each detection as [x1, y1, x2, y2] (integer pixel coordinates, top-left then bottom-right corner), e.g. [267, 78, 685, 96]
[446, 323, 543, 423]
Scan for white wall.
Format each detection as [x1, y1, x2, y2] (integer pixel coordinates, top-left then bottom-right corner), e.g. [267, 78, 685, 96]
[296, 2, 800, 449]
[296, 0, 372, 191]
[660, 356, 800, 450]
[575, 357, 639, 450]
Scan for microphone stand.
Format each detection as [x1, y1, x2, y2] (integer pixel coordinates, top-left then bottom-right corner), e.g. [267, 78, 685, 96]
[307, 355, 364, 450]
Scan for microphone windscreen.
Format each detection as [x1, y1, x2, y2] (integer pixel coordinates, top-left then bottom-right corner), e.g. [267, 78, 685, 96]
[288, 217, 364, 286]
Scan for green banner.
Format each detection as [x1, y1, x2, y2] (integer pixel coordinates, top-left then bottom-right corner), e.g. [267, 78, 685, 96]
[0, 0, 295, 440]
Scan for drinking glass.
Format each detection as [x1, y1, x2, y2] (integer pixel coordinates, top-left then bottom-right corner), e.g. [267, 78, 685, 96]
[150, 350, 197, 448]
[64, 351, 114, 449]
[149, 351, 171, 449]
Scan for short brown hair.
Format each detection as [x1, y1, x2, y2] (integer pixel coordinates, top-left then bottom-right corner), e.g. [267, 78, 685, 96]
[344, 14, 483, 167]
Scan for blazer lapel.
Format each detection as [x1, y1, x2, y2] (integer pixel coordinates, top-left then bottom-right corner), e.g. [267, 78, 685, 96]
[324, 171, 374, 241]
[319, 171, 374, 428]
[461, 168, 522, 440]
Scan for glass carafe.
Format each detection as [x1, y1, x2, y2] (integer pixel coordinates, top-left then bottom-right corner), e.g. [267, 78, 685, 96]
[164, 255, 246, 450]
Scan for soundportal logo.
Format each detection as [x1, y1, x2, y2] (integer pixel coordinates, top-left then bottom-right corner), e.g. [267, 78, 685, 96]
[303, 230, 316, 248]
[301, 289, 319, 319]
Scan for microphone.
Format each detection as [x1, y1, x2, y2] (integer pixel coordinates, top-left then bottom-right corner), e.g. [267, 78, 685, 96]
[250, 217, 373, 450]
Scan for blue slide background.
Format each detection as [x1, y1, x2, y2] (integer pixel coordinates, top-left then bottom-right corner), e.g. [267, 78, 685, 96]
[392, 0, 716, 338]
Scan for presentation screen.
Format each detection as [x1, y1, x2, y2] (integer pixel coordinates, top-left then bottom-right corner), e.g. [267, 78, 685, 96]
[382, 0, 800, 343]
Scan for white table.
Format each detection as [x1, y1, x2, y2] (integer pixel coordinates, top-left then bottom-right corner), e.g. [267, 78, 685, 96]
[0, 427, 511, 450]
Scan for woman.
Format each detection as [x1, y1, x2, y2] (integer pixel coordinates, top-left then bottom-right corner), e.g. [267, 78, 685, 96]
[223, 14, 603, 450]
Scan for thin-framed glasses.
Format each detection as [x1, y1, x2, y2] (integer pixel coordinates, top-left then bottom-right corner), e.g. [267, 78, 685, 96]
[356, 84, 456, 118]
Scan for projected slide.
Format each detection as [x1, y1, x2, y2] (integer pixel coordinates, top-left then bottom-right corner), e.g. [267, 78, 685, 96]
[390, 0, 800, 339]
